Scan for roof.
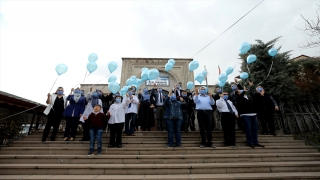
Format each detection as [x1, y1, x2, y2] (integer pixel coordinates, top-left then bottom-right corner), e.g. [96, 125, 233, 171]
[290, 55, 312, 61]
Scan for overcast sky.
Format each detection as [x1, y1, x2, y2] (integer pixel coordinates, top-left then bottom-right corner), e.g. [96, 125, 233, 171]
[0, 0, 319, 104]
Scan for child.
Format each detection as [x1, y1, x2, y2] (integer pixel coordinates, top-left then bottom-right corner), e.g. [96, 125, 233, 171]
[83, 104, 108, 156]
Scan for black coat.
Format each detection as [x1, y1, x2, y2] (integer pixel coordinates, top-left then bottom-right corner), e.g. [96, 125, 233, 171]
[236, 91, 256, 115]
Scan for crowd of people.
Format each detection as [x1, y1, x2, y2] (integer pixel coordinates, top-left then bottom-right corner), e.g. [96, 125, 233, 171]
[41, 77, 279, 156]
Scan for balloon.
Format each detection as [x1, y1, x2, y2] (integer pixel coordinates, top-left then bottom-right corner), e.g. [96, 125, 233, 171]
[165, 63, 173, 71]
[202, 70, 207, 77]
[108, 75, 117, 82]
[55, 64, 68, 76]
[86, 62, 98, 73]
[240, 72, 249, 79]
[168, 59, 175, 65]
[108, 61, 118, 73]
[189, 61, 199, 71]
[225, 67, 233, 75]
[247, 54, 257, 64]
[218, 81, 226, 87]
[130, 76, 137, 79]
[195, 74, 204, 84]
[141, 71, 148, 81]
[239, 42, 251, 54]
[141, 67, 148, 72]
[186, 81, 195, 89]
[218, 73, 228, 82]
[120, 87, 127, 96]
[148, 69, 160, 80]
[88, 53, 98, 62]
[268, 48, 278, 57]
[136, 79, 143, 86]
[126, 78, 134, 86]
[108, 82, 120, 94]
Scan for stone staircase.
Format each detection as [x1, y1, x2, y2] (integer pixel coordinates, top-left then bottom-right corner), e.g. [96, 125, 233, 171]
[0, 130, 320, 180]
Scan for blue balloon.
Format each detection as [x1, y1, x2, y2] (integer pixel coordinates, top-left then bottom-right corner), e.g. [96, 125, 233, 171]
[268, 48, 278, 57]
[126, 78, 134, 86]
[218, 81, 226, 87]
[88, 53, 98, 62]
[189, 61, 199, 71]
[202, 70, 207, 77]
[55, 64, 68, 76]
[239, 42, 251, 54]
[108, 82, 120, 94]
[136, 79, 143, 86]
[130, 76, 137, 79]
[247, 54, 257, 64]
[141, 67, 148, 72]
[240, 72, 249, 79]
[120, 87, 127, 95]
[108, 61, 118, 73]
[165, 63, 173, 71]
[148, 69, 159, 80]
[141, 71, 148, 81]
[186, 81, 195, 89]
[195, 74, 204, 84]
[225, 67, 233, 75]
[218, 73, 228, 82]
[168, 59, 175, 65]
[108, 75, 117, 82]
[86, 62, 98, 73]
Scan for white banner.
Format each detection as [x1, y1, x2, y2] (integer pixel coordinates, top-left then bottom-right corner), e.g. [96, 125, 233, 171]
[145, 76, 170, 86]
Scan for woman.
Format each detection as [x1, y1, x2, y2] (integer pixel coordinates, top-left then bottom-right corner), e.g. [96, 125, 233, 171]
[42, 87, 67, 142]
[108, 94, 130, 148]
[63, 88, 86, 141]
[138, 87, 155, 131]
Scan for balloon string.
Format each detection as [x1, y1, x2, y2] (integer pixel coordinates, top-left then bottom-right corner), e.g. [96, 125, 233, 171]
[246, 64, 251, 74]
[74, 72, 91, 88]
[49, 76, 59, 93]
[257, 59, 274, 86]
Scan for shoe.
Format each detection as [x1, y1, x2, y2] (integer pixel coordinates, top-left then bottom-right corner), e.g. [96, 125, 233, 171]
[254, 144, 265, 147]
[165, 145, 173, 148]
[176, 145, 184, 148]
[200, 145, 206, 148]
[247, 144, 255, 148]
[117, 145, 122, 148]
[70, 137, 74, 141]
[87, 152, 94, 156]
[42, 140, 46, 143]
[97, 152, 101, 156]
[271, 132, 277, 136]
[108, 145, 115, 148]
[63, 137, 68, 141]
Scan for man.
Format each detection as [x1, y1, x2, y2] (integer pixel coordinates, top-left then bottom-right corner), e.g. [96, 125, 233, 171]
[229, 77, 244, 131]
[186, 89, 196, 131]
[124, 88, 139, 136]
[212, 87, 222, 130]
[151, 84, 167, 131]
[180, 90, 189, 131]
[216, 91, 239, 147]
[249, 81, 279, 135]
[193, 86, 215, 148]
[172, 83, 183, 98]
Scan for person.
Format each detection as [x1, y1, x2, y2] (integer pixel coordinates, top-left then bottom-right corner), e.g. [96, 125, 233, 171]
[249, 81, 279, 135]
[124, 88, 139, 136]
[42, 87, 67, 142]
[212, 87, 222, 130]
[100, 91, 113, 114]
[186, 89, 196, 131]
[151, 84, 167, 131]
[164, 93, 187, 148]
[108, 94, 130, 148]
[237, 86, 265, 148]
[84, 104, 108, 156]
[216, 91, 238, 147]
[79, 88, 103, 141]
[138, 87, 155, 131]
[172, 83, 183, 98]
[180, 90, 189, 131]
[63, 88, 86, 141]
[193, 86, 215, 148]
[229, 79, 244, 131]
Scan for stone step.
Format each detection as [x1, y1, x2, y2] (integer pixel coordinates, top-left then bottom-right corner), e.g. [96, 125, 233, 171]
[1, 153, 320, 164]
[1, 161, 320, 175]
[9, 140, 305, 147]
[0, 146, 318, 155]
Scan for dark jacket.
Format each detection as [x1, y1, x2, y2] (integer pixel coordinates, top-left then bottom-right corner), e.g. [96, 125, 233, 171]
[236, 91, 256, 115]
[249, 87, 278, 113]
[229, 83, 243, 108]
[87, 112, 108, 128]
[63, 95, 86, 117]
[164, 97, 187, 120]
[151, 88, 168, 106]
[211, 93, 220, 111]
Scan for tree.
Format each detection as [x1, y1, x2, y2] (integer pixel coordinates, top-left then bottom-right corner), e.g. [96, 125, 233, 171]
[299, 4, 320, 49]
[239, 37, 298, 103]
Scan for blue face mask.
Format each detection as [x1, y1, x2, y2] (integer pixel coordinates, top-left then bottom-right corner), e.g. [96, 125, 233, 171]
[143, 89, 148, 93]
[92, 92, 99, 99]
[239, 90, 244, 93]
[74, 90, 81, 94]
[231, 86, 237, 90]
[128, 91, 133, 95]
[158, 89, 162, 93]
[81, 91, 84, 96]
[170, 94, 176, 100]
[257, 87, 263, 92]
[182, 94, 187, 97]
[57, 90, 63, 95]
[217, 89, 222, 93]
[177, 85, 180, 89]
[115, 98, 121, 103]
[223, 95, 229, 100]
[200, 90, 206, 95]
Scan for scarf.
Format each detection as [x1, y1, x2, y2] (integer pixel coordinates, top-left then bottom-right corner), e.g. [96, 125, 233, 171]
[73, 93, 81, 103]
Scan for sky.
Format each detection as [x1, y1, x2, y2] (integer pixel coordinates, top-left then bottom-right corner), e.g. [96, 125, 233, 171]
[0, 0, 319, 104]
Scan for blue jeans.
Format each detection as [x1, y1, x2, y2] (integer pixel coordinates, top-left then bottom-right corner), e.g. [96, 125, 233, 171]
[165, 118, 183, 146]
[89, 127, 103, 153]
[241, 115, 259, 145]
[125, 113, 137, 135]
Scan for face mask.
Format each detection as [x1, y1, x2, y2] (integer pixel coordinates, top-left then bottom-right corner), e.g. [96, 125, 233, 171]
[143, 89, 148, 93]
[231, 86, 237, 90]
[128, 91, 133, 95]
[57, 90, 63, 95]
[170, 94, 176, 100]
[177, 85, 180, 89]
[92, 92, 99, 99]
[115, 98, 121, 103]
[223, 95, 229, 100]
[74, 90, 81, 94]
[182, 94, 187, 97]
[158, 89, 162, 93]
[257, 87, 263, 92]
[239, 90, 244, 93]
[81, 91, 84, 96]
[200, 90, 206, 95]
[217, 89, 222, 93]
